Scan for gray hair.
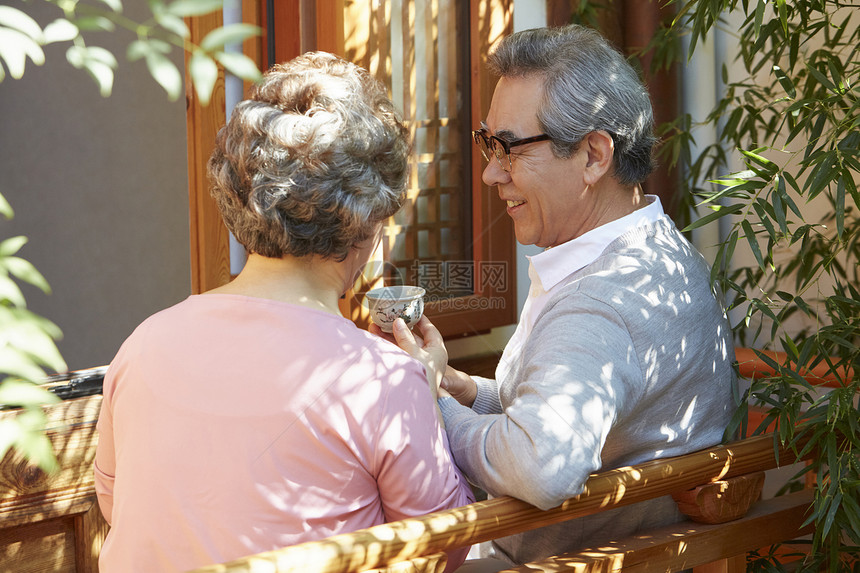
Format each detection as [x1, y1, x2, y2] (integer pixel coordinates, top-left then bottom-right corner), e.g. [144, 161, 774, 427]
[488, 25, 656, 185]
[208, 52, 409, 261]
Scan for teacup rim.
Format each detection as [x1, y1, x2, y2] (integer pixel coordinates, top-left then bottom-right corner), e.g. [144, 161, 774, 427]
[365, 285, 426, 301]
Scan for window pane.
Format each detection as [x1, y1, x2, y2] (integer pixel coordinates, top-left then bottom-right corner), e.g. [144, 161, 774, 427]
[346, 0, 473, 300]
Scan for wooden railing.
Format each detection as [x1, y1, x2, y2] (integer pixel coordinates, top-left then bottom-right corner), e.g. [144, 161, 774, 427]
[189, 432, 815, 573]
[3, 351, 839, 572]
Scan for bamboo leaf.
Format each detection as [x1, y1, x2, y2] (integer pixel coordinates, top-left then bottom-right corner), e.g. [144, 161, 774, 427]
[806, 64, 837, 93]
[753, 0, 765, 40]
[775, 0, 788, 36]
[742, 219, 766, 270]
[834, 178, 845, 239]
[772, 65, 796, 99]
[753, 201, 777, 240]
[772, 182, 787, 234]
[682, 203, 744, 232]
[740, 148, 779, 176]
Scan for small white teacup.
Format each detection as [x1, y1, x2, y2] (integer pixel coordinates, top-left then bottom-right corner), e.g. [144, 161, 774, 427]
[365, 286, 426, 333]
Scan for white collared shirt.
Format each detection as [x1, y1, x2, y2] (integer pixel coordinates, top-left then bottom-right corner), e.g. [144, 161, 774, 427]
[495, 195, 666, 383]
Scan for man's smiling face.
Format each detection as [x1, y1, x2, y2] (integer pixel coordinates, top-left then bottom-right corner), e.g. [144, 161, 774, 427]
[481, 74, 600, 248]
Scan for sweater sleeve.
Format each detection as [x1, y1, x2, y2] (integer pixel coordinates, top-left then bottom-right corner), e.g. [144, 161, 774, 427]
[471, 375, 503, 414]
[440, 295, 644, 510]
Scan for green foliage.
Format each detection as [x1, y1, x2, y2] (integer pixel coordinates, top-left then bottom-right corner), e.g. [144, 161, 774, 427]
[646, 0, 859, 569]
[0, 0, 262, 103]
[0, 0, 262, 472]
[0, 204, 64, 472]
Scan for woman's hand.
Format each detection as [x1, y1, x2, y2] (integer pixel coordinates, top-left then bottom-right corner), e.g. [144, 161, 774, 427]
[388, 316, 448, 400]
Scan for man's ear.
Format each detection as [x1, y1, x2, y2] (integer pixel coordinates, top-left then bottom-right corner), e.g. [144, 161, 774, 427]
[583, 130, 614, 185]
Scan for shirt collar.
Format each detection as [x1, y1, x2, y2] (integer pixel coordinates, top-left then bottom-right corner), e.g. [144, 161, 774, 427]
[528, 195, 665, 292]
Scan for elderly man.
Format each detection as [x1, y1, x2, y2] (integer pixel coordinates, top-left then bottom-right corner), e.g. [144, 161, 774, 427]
[388, 24, 736, 567]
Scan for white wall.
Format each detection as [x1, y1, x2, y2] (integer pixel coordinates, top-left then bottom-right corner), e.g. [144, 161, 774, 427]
[1, 3, 191, 371]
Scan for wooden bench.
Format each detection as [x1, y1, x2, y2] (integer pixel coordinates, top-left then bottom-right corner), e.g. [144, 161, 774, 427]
[0, 390, 106, 572]
[188, 432, 814, 573]
[0, 356, 826, 573]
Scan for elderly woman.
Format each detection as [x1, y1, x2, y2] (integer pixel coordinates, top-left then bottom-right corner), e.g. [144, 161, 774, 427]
[94, 52, 473, 572]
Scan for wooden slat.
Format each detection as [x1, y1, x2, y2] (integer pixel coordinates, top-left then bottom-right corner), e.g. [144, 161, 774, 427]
[501, 490, 814, 573]
[1, 395, 106, 573]
[74, 499, 110, 572]
[315, 0, 344, 56]
[186, 12, 231, 294]
[189, 434, 810, 573]
[0, 515, 77, 573]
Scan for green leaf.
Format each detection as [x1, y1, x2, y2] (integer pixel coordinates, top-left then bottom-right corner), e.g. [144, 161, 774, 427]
[775, 0, 788, 36]
[834, 178, 845, 239]
[772, 65, 796, 99]
[3, 256, 51, 293]
[96, 0, 124, 12]
[154, 11, 190, 39]
[43, 19, 79, 44]
[0, 413, 58, 474]
[126, 40, 150, 62]
[0, 5, 44, 42]
[0, 235, 27, 257]
[0, 275, 26, 307]
[772, 182, 787, 235]
[189, 50, 218, 106]
[805, 150, 837, 199]
[200, 24, 260, 52]
[66, 46, 117, 97]
[166, 0, 224, 17]
[740, 148, 778, 177]
[753, 0, 765, 40]
[752, 201, 777, 240]
[682, 203, 744, 232]
[73, 16, 115, 33]
[0, 379, 60, 408]
[0, 28, 46, 79]
[0, 346, 53, 382]
[144, 52, 183, 101]
[806, 64, 837, 93]
[741, 219, 766, 271]
[213, 52, 261, 82]
[0, 193, 12, 218]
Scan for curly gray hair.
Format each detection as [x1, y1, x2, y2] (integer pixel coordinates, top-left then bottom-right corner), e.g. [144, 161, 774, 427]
[489, 25, 657, 185]
[208, 52, 409, 261]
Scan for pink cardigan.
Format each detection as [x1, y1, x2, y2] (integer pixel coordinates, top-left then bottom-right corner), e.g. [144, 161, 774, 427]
[94, 294, 473, 572]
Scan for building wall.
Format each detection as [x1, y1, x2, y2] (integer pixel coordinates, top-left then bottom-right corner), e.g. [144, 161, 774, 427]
[1, 1, 550, 373]
[0, 3, 191, 371]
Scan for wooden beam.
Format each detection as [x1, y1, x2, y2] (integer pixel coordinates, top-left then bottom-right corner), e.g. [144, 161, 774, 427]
[186, 13, 231, 294]
[189, 433, 811, 573]
[503, 490, 814, 573]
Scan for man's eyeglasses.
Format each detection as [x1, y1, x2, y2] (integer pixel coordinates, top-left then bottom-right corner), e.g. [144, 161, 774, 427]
[472, 126, 552, 172]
